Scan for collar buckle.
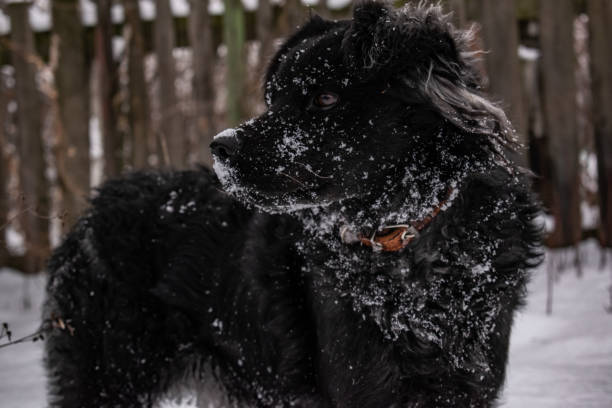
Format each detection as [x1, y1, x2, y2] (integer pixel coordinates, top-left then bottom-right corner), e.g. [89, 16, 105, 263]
[339, 187, 454, 253]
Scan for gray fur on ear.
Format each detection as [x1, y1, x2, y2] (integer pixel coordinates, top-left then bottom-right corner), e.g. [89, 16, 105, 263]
[412, 68, 514, 147]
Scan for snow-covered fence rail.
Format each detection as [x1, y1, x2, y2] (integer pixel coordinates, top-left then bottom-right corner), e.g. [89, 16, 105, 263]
[0, 0, 353, 66]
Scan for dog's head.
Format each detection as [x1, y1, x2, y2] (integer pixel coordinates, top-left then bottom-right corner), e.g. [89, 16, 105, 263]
[212, 1, 513, 222]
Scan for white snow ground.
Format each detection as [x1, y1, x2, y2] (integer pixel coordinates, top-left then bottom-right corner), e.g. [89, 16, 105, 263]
[0, 241, 611, 407]
[501, 241, 612, 408]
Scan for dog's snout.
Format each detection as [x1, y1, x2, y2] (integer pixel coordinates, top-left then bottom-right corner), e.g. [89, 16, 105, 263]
[210, 138, 237, 160]
[211, 128, 240, 160]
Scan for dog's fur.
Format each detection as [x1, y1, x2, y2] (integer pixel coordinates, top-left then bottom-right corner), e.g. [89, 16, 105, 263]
[43, 2, 541, 407]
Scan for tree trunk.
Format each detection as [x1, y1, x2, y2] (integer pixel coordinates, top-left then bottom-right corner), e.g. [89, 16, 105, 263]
[224, 0, 246, 126]
[539, 0, 581, 247]
[478, 0, 528, 167]
[588, 0, 612, 247]
[189, 0, 216, 166]
[8, 2, 50, 273]
[155, 0, 184, 168]
[53, 0, 91, 232]
[123, 0, 151, 170]
[95, 0, 122, 178]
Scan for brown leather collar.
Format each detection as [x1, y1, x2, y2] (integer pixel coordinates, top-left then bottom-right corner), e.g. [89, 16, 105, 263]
[343, 190, 451, 253]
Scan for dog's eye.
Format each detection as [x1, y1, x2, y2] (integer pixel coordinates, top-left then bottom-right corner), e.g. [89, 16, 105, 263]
[312, 92, 339, 109]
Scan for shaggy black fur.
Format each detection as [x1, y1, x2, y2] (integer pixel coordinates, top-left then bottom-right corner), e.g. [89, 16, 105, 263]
[44, 2, 542, 407]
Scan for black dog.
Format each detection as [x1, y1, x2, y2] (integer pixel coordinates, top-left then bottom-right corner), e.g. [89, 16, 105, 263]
[43, 2, 541, 407]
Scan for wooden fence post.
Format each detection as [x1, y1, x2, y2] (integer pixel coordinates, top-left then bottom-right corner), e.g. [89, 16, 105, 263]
[95, 0, 122, 178]
[588, 0, 612, 247]
[539, 0, 581, 247]
[52, 0, 91, 231]
[123, 0, 152, 170]
[155, 0, 184, 168]
[224, 0, 246, 126]
[8, 1, 50, 272]
[478, 0, 528, 167]
[189, 0, 217, 166]
[0, 67, 12, 267]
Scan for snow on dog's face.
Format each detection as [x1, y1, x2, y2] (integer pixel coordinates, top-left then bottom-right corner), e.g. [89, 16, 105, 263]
[212, 1, 513, 219]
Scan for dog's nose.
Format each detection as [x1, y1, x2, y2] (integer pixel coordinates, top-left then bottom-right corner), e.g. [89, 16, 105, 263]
[210, 128, 240, 160]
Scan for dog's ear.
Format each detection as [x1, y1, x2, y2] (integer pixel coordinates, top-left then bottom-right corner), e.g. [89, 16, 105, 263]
[343, 1, 515, 151]
[410, 72, 514, 147]
[343, 1, 460, 80]
[342, 0, 392, 70]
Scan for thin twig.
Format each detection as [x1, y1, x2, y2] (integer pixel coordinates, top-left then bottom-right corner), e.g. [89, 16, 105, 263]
[0, 202, 66, 231]
[0, 321, 46, 350]
[0, 317, 73, 350]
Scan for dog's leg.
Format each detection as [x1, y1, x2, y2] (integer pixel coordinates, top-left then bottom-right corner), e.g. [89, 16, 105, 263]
[43, 225, 175, 407]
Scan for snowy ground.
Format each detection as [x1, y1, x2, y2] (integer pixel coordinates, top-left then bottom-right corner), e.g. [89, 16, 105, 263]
[1, 241, 611, 407]
[501, 241, 612, 408]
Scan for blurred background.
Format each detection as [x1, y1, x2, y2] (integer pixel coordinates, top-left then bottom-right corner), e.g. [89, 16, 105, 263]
[0, 0, 610, 273]
[0, 1, 611, 407]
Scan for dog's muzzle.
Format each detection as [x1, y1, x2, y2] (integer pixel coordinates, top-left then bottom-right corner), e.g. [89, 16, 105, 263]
[211, 128, 241, 160]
